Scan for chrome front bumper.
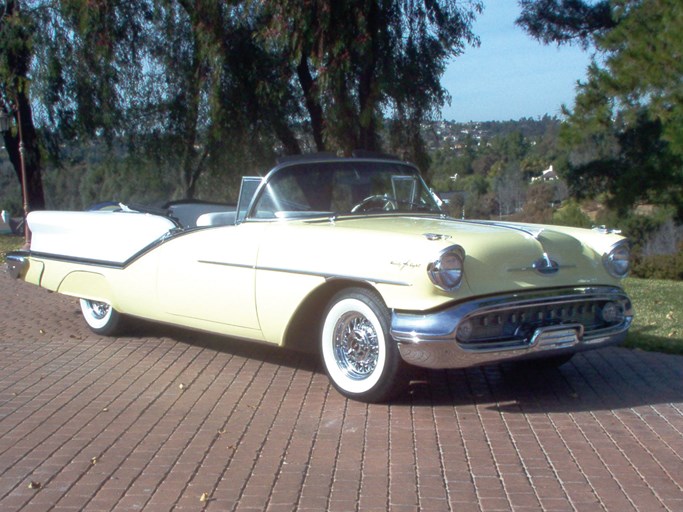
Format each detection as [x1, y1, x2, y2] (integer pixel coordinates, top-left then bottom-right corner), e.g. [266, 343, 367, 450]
[5, 252, 28, 279]
[391, 286, 633, 369]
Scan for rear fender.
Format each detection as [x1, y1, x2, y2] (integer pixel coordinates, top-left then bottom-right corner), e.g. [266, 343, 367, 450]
[26, 259, 45, 285]
[57, 271, 114, 304]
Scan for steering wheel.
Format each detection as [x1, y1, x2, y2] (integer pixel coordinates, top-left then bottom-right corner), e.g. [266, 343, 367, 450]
[351, 194, 398, 213]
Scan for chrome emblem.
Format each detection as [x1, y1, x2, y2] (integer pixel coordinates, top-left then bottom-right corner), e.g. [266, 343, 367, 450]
[390, 260, 421, 270]
[423, 233, 451, 241]
[532, 253, 560, 275]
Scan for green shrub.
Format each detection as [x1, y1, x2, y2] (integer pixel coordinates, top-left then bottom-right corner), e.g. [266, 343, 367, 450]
[590, 208, 681, 281]
[551, 200, 592, 228]
[631, 243, 683, 280]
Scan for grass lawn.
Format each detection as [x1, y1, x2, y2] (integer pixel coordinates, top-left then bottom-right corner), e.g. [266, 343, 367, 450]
[0, 234, 23, 259]
[623, 278, 683, 355]
[2, 234, 681, 355]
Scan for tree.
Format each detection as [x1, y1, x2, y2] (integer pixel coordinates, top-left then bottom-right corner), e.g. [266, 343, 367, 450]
[2, 0, 153, 208]
[521, 181, 554, 223]
[494, 161, 526, 217]
[257, 0, 482, 167]
[1, 1, 45, 211]
[517, 0, 615, 47]
[3, 0, 484, 206]
[137, 1, 302, 198]
[6, 0, 304, 201]
[518, 0, 683, 219]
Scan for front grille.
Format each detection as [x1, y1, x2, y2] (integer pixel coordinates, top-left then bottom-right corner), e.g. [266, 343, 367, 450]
[456, 297, 629, 349]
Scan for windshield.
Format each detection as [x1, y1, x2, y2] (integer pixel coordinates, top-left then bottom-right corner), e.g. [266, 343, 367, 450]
[251, 161, 443, 219]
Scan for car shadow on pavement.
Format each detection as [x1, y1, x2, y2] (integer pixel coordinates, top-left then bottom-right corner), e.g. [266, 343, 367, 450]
[83, 311, 682, 414]
[400, 350, 683, 413]
[118, 316, 322, 373]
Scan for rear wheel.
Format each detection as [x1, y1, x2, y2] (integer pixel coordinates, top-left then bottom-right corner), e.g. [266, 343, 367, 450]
[321, 288, 407, 402]
[79, 299, 124, 336]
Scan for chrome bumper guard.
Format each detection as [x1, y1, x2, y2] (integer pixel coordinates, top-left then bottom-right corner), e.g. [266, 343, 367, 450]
[391, 286, 633, 369]
[5, 252, 28, 279]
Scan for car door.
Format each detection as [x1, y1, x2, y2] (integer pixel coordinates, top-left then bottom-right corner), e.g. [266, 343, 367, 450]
[156, 222, 268, 339]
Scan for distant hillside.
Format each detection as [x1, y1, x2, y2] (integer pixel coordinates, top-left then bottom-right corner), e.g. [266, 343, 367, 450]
[423, 116, 561, 152]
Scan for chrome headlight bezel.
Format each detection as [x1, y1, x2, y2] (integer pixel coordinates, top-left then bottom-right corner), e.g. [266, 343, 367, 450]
[427, 245, 465, 291]
[603, 241, 631, 278]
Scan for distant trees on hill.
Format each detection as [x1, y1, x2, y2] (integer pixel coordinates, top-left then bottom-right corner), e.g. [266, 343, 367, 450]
[1, 116, 567, 216]
[427, 116, 568, 222]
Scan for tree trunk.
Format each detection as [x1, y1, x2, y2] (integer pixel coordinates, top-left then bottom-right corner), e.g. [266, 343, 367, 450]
[296, 55, 326, 152]
[3, 100, 45, 214]
[357, 1, 380, 152]
[2, 1, 45, 212]
[18, 89, 45, 211]
[273, 118, 302, 155]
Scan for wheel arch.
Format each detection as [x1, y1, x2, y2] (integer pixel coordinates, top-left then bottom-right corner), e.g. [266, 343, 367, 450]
[57, 271, 115, 305]
[282, 278, 384, 353]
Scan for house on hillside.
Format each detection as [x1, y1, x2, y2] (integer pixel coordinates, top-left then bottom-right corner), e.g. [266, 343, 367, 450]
[531, 165, 558, 183]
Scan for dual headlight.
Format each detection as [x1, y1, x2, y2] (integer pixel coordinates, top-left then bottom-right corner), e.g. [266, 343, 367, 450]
[603, 241, 631, 278]
[428, 245, 465, 291]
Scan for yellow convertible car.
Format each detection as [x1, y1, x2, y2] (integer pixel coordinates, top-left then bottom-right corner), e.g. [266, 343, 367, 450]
[6, 154, 633, 402]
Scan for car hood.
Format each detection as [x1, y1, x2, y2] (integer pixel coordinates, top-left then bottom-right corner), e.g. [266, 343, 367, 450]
[351, 214, 621, 271]
[257, 215, 627, 308]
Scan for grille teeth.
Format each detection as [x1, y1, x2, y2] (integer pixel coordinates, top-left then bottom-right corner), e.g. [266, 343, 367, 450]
[457, 299, 626, 346]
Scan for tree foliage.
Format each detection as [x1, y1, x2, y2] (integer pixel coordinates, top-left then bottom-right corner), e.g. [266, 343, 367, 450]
[1, 1, 45, 210]
[518, 0, 683, 219]
[36, 0, 294, 199]
[517, 0, 615, 47]
[1, 0, 483, 205]
[255, 0, 481, 170]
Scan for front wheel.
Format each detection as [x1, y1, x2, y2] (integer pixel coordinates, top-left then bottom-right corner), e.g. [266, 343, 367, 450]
[321, 288, 407, 402]
[79, 299, 125, 336]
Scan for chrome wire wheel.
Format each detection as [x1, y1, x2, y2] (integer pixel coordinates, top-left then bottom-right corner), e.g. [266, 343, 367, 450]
[333, 312, 380, 380]
[321, 288, 408, 402]
[79, 298, 124, 336]
[85, 300, 110, 320]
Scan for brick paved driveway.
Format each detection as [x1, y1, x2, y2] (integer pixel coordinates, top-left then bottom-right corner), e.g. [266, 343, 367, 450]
[1, 270, 682, 511]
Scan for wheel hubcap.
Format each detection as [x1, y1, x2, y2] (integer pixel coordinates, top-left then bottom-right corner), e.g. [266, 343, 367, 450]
[88, 301, 110, 320]
[333, 312, 379, 379]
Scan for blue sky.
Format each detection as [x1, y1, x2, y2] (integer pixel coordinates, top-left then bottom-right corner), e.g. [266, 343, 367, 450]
[441, 2, 593, 122]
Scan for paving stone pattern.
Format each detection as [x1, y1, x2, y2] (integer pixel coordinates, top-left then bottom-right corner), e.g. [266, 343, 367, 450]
[1, 270, 682, 511]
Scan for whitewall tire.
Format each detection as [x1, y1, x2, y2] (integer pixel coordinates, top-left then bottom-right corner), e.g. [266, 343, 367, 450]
[79, 299, 124, 336]
[321, 288, 407, 402]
